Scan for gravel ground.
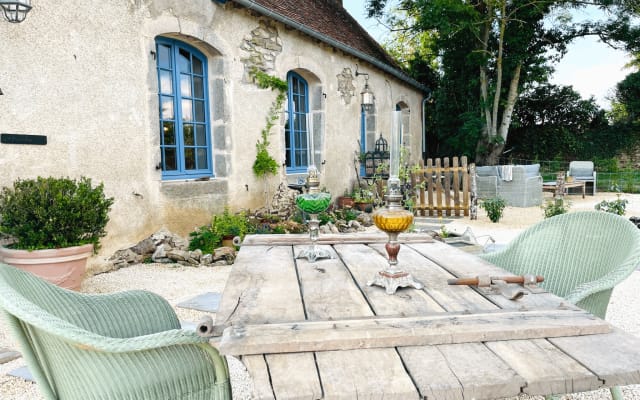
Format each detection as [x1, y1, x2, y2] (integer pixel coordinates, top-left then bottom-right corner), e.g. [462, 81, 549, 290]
[1, 192, 640, 399]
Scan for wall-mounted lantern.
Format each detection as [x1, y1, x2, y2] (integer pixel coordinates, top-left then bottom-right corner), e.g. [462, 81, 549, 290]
[0, 0, 31, 23]
[355, 66, 374, 112]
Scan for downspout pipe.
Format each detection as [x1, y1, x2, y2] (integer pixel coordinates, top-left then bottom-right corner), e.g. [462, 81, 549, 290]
[230, 0, 429, 93]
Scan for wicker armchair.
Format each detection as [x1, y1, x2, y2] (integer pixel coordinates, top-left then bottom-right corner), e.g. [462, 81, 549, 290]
[480, 211, 640, 319]
[0, 263, 231, 400]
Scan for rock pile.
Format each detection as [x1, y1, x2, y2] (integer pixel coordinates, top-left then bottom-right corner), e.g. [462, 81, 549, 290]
[104, 229, 235, 273]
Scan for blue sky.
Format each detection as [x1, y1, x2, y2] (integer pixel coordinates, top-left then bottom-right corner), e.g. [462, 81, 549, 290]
[343, 1, 631, 109]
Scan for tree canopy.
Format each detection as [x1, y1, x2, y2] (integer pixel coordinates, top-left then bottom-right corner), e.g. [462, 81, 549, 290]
[366, 0, 640, 164]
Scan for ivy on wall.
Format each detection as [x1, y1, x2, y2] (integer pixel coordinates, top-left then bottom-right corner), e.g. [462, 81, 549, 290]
[250, 68, 287, 178]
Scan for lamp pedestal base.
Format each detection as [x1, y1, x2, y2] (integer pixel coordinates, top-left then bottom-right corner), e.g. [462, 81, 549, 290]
[367, 270, 423, 295]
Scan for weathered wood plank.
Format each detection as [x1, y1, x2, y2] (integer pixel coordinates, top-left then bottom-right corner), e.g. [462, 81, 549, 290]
[369, 243, 497, 312]
[316, 348, 420, 400]
[265, 353, 323, 400]
[296, 246, 419, 400]
[397, 346, 464, 400]
[212, 245, 322, 398]
[333, 243, 444, 316]
[438, 342, 526, 399]
[241, 232, 433, 246]
[218, 309, 610, 356]
[549, 329, 640, 386]
[294, 245, 373, 320]
[486, 339, 602, 395]
[241, 355, 275, 400]
[213, 245, 303, 335]
[408, 241, 582, 311]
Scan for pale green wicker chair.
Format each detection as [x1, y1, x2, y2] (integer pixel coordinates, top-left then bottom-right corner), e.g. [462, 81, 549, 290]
[480, 211, 640, 318]
[0, 263, 231, 400]
[480, 211, 640, 400]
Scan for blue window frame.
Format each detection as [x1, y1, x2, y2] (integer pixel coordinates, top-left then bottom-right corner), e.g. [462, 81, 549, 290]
[285, 72, 309, 173]
[156, 38, 212, 180]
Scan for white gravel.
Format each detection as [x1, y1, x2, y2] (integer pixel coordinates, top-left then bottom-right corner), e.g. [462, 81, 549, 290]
[2, 192, 640, 399]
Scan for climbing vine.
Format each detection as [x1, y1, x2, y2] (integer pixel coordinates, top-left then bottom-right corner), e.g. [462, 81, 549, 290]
[250, 68, 287, 177]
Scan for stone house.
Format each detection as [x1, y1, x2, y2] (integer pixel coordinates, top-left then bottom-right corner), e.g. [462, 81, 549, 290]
[0, 0, 428, 262]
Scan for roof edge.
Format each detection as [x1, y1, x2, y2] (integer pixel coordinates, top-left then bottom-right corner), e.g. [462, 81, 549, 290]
[228, 0, 429, 93]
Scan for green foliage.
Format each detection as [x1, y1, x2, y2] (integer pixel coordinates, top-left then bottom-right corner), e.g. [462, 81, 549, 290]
[212, 207, 250, 238]
[480, 197, 506, 223]
[333, 208, 358, 222]
[542, 199, 570, 219]
[595, 196, 629, 216]
[0, 176, 114, 251]
[189, 207, 252, 252]
[188, 225, 220, 254]
[250, 68, 287, 177]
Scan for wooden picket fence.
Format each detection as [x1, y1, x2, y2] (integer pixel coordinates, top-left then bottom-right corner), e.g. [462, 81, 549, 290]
[411, 156, 474, 217]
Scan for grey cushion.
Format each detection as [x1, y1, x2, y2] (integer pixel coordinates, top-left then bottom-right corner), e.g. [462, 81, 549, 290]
[572, 168, 594, 178]
[524, 164, 540, 179]
[476, 166, 499, 177]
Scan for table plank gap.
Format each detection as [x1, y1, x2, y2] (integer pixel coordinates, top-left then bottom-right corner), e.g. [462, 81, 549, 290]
[369, 243, 498, 312]
[265, 353, 323, 400]
[438, 342, 526, 399]
[241, 355, 275, 400]
[334, 243, 445, 316]
[408, 241, 581, 311]
[549, 329, 640, 387]
[486, 338, 602, 396]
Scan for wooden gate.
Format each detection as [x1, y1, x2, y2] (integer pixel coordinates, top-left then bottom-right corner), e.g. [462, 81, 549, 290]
[411, 156, 473, 217]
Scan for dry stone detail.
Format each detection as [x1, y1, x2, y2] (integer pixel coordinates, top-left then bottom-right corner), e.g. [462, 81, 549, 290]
[240, 19, 282, 79]
[104, 229, 235, 273]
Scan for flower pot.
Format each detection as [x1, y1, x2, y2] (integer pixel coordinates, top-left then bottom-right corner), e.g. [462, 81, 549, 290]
[337, 196, 354, 209]
[221, 236, 236, 249]
[0, 244, 93, 291]
[354, 201, 374, 213]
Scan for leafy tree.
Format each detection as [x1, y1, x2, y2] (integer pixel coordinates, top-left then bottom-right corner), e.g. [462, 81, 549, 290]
[366, 0, 639, 163]
[614, 71, 640, 123]
[507, 84, 615, 160]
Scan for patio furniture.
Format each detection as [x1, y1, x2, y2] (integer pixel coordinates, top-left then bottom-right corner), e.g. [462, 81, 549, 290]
[210, 233, 640, 399]
[475, 164, 543, 207]
[498, 164, 543, 207]
[0, 263, 231, 400]
[480, 211, 640, 318]
[568, 161, 596, 195]
[475, 165, 500, 199]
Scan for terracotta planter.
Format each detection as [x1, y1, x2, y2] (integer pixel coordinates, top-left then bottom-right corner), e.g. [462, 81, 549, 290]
[0, 244, 93, 291]
[337, 196, 354, 209]
[221, 236, 236, 248]
[354, 201, 374, 213]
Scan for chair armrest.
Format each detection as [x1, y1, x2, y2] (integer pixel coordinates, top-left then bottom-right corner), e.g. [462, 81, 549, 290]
[565, 259, 637, 304]
[80, 290, 181, 336]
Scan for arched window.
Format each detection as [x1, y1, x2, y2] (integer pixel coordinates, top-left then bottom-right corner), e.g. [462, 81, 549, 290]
[156, 38, 212, 180]
[285, 72, 309, 173]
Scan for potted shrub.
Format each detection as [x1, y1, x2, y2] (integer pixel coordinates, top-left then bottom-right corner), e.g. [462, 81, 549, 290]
[353, 188, 375, 213]
[336, 189, 354, 209]
[212, 207, 250, 248]
[0, 176, 113, 290]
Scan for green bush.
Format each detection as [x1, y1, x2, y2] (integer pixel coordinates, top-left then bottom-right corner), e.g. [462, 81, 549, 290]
[595, 196, 628, 216]
[480, 197, 506, 223]
[542, 199, 570, 219]
[188, 225, 220, 254]
[212, 207, 250, 238]
[0, 176, 114, 251]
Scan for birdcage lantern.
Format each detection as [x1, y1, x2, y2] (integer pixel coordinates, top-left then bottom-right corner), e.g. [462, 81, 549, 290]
[364, 134, 390, 178]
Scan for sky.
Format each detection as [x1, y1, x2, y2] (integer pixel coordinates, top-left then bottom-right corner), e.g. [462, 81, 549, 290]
[343, 1, 632, 109]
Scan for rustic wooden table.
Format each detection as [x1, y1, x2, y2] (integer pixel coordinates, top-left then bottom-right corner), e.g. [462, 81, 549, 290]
[212, 233, 640, 400]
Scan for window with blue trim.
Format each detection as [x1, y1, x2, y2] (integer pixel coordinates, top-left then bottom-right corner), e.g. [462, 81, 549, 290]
[285, 72, 309, 173]
[156, 38, 212, 180]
